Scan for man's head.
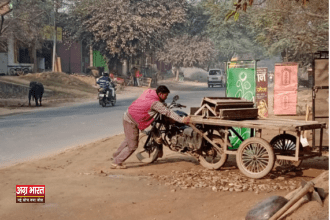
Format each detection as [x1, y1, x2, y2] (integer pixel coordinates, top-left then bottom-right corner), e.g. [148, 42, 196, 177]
[156, 85, 170, 102]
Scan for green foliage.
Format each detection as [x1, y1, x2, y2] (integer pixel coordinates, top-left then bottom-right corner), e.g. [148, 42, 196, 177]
[204, 0, 266, 62]
[155, 0, 216, 70]
[226, 0, 311, 21]
[248, 0, 328, 66]
[176, 0, 210, 37]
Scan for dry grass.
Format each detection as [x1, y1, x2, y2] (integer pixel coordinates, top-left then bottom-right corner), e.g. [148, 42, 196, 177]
[0, 72, 98, 108]
[21, 72, 97, 94]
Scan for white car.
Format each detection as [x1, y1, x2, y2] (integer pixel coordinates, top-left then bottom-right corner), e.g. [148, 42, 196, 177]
[207, 69, 226, 88]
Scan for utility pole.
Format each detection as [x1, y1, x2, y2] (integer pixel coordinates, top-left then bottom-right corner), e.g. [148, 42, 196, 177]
[90, 45, 93, 67]
[52, 0, 57, 72]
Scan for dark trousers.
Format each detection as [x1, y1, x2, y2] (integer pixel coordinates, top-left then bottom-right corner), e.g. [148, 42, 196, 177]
[133, 77, 137, 86]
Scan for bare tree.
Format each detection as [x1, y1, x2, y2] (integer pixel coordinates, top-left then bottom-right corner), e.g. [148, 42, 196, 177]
[0, 0, 55, 51]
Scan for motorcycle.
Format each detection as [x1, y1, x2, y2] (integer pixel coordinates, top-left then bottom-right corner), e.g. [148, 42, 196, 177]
[98, 82, 117, 107]
[136, 95, 228, 170]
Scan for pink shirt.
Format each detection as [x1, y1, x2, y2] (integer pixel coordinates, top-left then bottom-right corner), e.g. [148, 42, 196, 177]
[125, 89, 184, 130]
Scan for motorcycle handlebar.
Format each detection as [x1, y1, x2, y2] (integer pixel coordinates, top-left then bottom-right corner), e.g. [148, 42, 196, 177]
[169, 103, 186, 109]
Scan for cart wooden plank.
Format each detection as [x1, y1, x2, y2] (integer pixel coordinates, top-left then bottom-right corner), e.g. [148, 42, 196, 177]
[213, 102, 254, 108]
[219, 108, 258, 120]
[202, 97, 253, 105]
[190, 115, 326, 132]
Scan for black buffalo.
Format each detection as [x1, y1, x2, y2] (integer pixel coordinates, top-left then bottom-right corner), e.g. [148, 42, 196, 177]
[28, 81, 44, 106]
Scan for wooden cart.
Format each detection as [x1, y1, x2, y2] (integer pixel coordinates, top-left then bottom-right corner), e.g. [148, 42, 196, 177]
[189, 115, 327, 179]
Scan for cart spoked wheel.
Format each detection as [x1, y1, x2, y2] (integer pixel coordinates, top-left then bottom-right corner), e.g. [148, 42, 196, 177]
[236, 137, 275, 179]
[199, 134, 228, 170]
[136, 133, 159, 164]
[270, 134, 303, 168]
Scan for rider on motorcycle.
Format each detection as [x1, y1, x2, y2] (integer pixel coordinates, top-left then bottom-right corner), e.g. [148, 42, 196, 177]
[96, 72, 113, 98]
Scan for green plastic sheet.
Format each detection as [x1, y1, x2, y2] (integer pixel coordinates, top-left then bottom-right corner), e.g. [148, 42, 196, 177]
[93, 51, 109, 72]
[226, 68, 256, 149]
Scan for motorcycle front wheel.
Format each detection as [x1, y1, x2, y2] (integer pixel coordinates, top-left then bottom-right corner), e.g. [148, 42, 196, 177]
[199, 134, 228, 170]
[136, 133, 159, 163]
[111, 94, 116, 106]
[101, 97, 106, 107]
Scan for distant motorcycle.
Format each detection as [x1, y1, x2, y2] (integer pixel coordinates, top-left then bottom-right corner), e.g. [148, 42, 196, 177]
[98, 82, 116, 107]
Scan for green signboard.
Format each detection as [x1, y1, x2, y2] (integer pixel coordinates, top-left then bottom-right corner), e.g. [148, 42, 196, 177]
[93, 51, 109, 72]
[226, 61, 256, 149]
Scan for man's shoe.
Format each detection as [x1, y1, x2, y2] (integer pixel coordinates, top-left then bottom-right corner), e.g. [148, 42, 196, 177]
[110, 163, 127, 169]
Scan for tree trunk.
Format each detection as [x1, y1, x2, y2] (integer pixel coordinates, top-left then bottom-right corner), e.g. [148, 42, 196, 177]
[175, 69, 179, 81]
[90, 45, 93, 67]
[122, 59, 127, 76]
[32, 42, 37, 73]
[52, 8, 57, 72]
[172, 66, 180, 81]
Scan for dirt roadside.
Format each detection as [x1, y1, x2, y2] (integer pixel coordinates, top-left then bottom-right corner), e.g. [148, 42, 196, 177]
[0, 73, 328, 220]
[0, 133, 328, 220]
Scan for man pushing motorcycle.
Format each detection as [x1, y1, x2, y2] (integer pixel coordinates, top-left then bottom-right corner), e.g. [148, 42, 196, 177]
[111, 85, 191, 169]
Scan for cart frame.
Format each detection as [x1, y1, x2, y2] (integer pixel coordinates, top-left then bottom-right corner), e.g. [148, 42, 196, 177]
[190, 115, 327, 178]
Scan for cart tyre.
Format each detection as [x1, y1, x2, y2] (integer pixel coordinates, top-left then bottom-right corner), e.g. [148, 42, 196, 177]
[199, 148, 228, 170]
[199, 134, 228, 170]
[236, 137, 275, 179]
[136, 133, 159, 164]
[270, 134, 303, 168]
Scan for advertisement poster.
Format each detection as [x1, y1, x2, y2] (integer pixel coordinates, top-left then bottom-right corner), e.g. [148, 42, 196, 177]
[226, 66, 256, 149]
[274, 63, 298, 115]
[256, 67, 268, 118]
[273, 91, 297, 115]
[42, 26, 63, 42]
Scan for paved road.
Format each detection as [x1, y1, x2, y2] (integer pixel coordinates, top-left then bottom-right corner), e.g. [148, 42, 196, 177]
[0, 85, 225, 167]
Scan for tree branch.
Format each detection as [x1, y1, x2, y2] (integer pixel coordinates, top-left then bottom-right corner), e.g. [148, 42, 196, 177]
[0, 15, 3, 35]
[0, 0, 10, 9]
[1, 23, 9, 35]
[264, 9, 328, 19]
[303, 11, 329, 19]
[252, 0, 267, 6]
[16, 11, 46, 22]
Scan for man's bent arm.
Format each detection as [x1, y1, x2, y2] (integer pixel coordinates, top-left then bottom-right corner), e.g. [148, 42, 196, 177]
[151, 101, 184, 123]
